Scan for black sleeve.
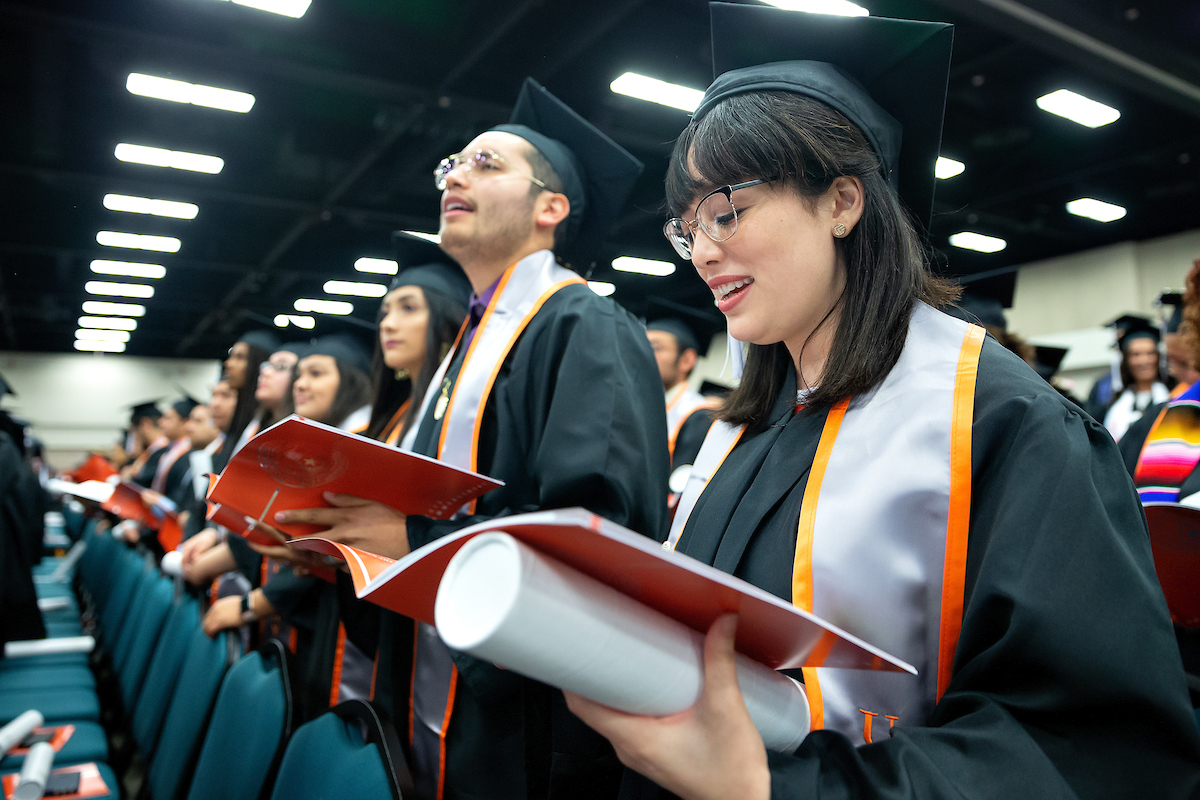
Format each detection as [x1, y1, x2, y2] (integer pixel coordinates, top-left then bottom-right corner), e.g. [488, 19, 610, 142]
[227, 533, 264, 587]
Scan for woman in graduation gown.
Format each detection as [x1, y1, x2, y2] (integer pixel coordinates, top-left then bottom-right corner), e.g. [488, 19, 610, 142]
[566, 5, 1200, 799]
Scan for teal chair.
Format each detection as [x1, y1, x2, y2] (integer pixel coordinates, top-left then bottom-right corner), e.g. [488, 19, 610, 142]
[184, 641, 294, 800]
[0, 761, 119, 800]
[0, 686, 99, 724]
[145, 628, 235, 800]
[0, 720, 109, 770]
[116, 574, 174, 712]
[132, 598, 201, 758]
[268, 700, 414, 800]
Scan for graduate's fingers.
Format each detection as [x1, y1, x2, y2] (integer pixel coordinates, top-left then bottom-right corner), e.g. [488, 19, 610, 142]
[275, 506, 343, 526]
[699, 614, 743, 709]
[323, 492, 375, 508]
[254, 520, 289, 544]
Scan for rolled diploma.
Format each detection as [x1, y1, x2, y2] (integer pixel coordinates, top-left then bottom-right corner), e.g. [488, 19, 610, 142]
[434, 532, 810, 752]
[4, 636, 95, 658]
[0, 710, 45, 753]
[14, 741, 54, 800]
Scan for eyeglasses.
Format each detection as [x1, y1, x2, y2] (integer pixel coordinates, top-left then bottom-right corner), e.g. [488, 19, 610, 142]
[433, 148, 548, 192]
[259, 360, 294, 373]
[662, 179, 771, 260]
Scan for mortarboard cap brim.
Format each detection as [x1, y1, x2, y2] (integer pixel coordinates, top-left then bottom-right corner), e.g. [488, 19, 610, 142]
[701, 3, 953, 233]
[647, 318, 701, 355]
[238, 330, 281, 354]
[305, 333, 372, 379]
[1033, 345, 1069, 380]
[389, 232, 473, 306]
[129, 400, 163, 423]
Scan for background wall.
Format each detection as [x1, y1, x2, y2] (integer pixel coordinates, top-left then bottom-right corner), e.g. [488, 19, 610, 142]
[0, 351, 221, 469]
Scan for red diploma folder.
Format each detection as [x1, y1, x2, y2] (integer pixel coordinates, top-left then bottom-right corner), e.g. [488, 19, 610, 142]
[2, 762, 109, 800]
[206, 415, 503, 540]
[1143, 502, 1200, 627]
[292, 508, 914, 675]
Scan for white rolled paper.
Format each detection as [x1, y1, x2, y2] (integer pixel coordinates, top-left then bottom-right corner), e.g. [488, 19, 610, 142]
[36, 597, 70, 612]
[434, 532, 811, 752]
[4, 636, 95, 658]
[14, 741, 54, 800]
[160, 550, 184, 577]
[0, 710, 44, 754]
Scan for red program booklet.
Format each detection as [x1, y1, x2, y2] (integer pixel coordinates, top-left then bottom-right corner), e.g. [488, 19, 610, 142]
[206, 415, 503, 540]
[1142, 502, 1200, 627]
[292, 508, 913, 675]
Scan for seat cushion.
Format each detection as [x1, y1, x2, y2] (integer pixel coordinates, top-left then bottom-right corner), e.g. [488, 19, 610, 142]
[0, 721, 108, 770]
[1, 761, 117, 800]
[0, 687, 100, 723]
[0, 665, 95, 692]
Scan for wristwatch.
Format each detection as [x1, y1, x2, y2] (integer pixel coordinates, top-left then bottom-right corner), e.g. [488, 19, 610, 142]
[239, 593, 256, 624]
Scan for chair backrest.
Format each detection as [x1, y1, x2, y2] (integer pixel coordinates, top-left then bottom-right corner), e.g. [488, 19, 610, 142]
[98, 548, 145, 640]
[268, 700, 412, 800]
[118, 574, 175, 711]
[110, 566, 159, 673]
[147, 627, 235, 800]
[184, 640, 294, 800]
[132, 597, 201, 758]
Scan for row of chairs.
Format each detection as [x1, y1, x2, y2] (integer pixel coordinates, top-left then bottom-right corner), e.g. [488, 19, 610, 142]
[2, 509, 414, 800]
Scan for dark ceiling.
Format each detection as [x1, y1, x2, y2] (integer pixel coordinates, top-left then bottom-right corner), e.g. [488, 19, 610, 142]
[1, 0, 1198, 358]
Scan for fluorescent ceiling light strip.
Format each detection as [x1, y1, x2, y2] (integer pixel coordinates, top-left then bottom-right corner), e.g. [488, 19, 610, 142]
[78, 316, 138, 331]
[612, 256, 675, 276]
[274, 314, 316, 328]
[354, 257, 399, 275]
[935, 157, 965, 179]
[115, 143, 224, 174]
[217, 0, 313, 18]
[74, 340, 126, 353]
[759, 0, 869, 16]
[82, 301, 145, 317]
[85, 281, 155, 299]
[75, 328, 131, 342]
[588, 281, 616, 297]
[103, 193, 198, 219]
[401, 230, 441, 244]
[1066, 197, 1126, 222]
[948, 231, 1007, 253]
[324, 280, 387, 297]
[90, 260, 166, 279]
[294, 298, 354, 315]
[1035, 89, 1120, 128]
[610, 73, 704, 112]
[126, 73, 255, 113]
[96, 231, 181, 252]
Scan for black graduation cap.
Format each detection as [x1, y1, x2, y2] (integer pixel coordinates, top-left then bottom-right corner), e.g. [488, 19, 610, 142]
[1158, 291, 1184, 334]
[699, 2, 954, 232]
[699, 379, 732, 398]
[491, 78, 645, 267]
[129, 400, 162, 423]
[1108, 313, 1152, 334]
[0, 370, 14, 398]
[171, 392, 201, 419]
[945, 292, 1007, 331]
[1033, 345, 1069, 381]
[1116, 318, 1161, 351]
[306, 333, 372, 379]
[278, 341, 311, 358]
[237, 329, 281, 354]
[389, 232, 472, 307]
[646, 318, 701, 355]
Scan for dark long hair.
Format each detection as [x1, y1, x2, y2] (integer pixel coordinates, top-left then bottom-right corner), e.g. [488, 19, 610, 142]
[666, 91, 955, 429]
[324, 361, 374, 429]
[213, 343, 269, 470]
[365, 288, 468, 441]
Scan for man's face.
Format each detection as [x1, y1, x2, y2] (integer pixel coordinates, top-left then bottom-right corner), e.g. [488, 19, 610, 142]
[647, 330, 682, 390]
[437, 131, 540, 268]
[209, 381, 237, 432]
[159, 408, 185, 441]
[135, 416, 159, 447]
[186, 405, 220, 449]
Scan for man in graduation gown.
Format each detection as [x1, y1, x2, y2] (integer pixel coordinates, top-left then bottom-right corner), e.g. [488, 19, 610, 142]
[123, 401, 167, 484]
[0, 374, 45, 646]
[278, 79, 670, 799]
[646, 319, 716, 498]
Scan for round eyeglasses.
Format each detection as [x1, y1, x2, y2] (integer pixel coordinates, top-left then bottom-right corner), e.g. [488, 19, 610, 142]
[662, 179, 771, 260]
[433, 148, 548, 192]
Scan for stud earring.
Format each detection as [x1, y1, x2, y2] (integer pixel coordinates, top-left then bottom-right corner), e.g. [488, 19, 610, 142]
[395, 368, 410, 380]
[833, 223, 847, 237]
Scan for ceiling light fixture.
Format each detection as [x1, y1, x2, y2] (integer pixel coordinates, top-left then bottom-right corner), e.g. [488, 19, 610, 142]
[78, 316, 138, 331]
[294, 298, 353, 315]
[214, 0, 312, 19]
[81, 301, 145, 317]
[75, 328, 131, 343]
[588, 281, 616, 297]
[759, 0, 869, 16]
[948, 231, 1007, 253]
[324, 280, 387, 297]
[90, 260, 166, 279]
[354, 257, 399, 275]
[126, 73, 255, 113]
[1035, 89, 1120, 128]
[103, 193, 199, 219]
[610, 73, 704, 112]
[115, 143, 224, 174]
[96, 231, 181, 252]
[612, 256, 676, 276]
[85, 281, 155, 299]
[74, 339, 127, 353]
[1066, 197, 1127, 222]
[274, 314, 316, 329]
[401, 230, 441, 243]
[935, 157, 965, 179]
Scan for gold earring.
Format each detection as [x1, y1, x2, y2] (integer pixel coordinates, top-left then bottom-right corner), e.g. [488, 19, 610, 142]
[833, 223, 847, 237]
[394, 368, 410, 380]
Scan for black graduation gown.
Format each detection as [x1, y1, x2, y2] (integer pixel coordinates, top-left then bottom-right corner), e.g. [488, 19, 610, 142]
[367, 283, 670, 800]
[0, 431, 45, 645]
[671, 407, 714, 473]
[624, 337, 1200, 799]
[133, 444, 167, 487]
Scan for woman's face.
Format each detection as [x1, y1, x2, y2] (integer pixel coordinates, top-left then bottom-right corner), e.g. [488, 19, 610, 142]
[209, 381, 237, 431]
[379, 285, 430, 376]
[293, 355, 341, 423]
[1126, 338, 1160, 384]
[686, 179, 851, 357]
[256, 350, 299, 409]
[224, 342, 249, 389]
